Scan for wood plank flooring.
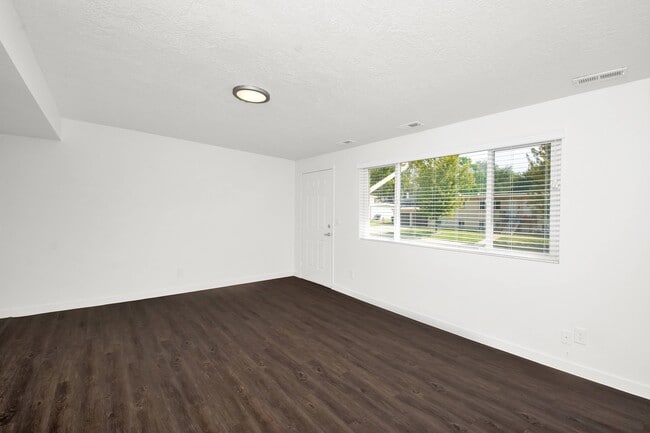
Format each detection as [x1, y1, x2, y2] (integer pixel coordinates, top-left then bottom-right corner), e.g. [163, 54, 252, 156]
[0, 277, 648, 432]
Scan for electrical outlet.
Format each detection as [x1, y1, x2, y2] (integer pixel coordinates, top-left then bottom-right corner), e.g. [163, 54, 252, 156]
[574, 328, 587, 345]
[348, 270, 355, 280]
[561, 329, 572, 345]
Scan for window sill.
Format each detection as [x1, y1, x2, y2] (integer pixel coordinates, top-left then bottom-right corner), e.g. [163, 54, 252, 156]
[359, 235, 559, 264]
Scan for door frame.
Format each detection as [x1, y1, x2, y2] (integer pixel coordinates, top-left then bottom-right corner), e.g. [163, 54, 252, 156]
[298, 166, 335, 288]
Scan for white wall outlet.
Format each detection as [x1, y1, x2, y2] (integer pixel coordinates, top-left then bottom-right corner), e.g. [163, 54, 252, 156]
[574, 327, 587, 345]
[348, 270, 355, 280]
[561, 329, 572, 345]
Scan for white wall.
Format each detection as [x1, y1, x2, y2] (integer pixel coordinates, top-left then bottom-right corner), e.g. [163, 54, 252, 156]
[296, 78, 650, 398]
[0, 119, 295, 317]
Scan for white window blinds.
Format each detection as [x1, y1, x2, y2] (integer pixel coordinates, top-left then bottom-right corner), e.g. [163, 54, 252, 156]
[359, 140, 561, 262]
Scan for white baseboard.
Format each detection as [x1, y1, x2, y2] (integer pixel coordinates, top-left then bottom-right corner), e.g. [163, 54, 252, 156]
[332, 283, 650, 400]
[0, 271, 293, 318]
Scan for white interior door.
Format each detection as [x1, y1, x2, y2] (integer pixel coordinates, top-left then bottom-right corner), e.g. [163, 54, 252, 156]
[300, 169, 333, 287]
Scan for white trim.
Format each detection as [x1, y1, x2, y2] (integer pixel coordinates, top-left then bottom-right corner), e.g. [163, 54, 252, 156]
[329, 166, 336, 289]
[359, 237, 559, 264]
[331, 282, 650, 400]
[0, 271, 293, 318]
[357, 131, 565, 169]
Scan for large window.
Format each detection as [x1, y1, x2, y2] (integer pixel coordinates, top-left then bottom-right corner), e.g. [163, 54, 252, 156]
[359, 140, 561, 262]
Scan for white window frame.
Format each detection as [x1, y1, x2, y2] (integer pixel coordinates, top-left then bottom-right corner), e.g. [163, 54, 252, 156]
[359, 139, 561, 263]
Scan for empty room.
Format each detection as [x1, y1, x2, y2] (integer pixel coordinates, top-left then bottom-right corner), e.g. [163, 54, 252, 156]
[1, 0, 649, 432]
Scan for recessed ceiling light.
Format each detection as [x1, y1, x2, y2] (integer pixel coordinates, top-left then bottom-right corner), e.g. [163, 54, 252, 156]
[232, 85, 270, 104]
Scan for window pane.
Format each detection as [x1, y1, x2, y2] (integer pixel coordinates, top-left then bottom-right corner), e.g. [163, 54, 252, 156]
[399, 151, 488, 245]
[368, 165, 395, 239]
[359, 140, 560, 262]
[493, 143, 551, 253]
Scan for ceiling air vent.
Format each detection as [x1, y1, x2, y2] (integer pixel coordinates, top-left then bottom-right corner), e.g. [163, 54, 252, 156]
[399, 121, 423, 129]
[573, 67, 627, 86]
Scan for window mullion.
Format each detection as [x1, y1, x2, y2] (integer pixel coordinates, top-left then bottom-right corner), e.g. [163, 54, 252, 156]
[394, 162, 401, 242]
[485, 150, 495, 248]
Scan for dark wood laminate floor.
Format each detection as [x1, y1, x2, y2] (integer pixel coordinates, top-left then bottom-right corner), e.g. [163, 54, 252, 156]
[0, 277, 648, 433]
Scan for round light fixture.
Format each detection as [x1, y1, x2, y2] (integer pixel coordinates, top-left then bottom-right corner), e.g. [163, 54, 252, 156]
[232, 85, 270, 104]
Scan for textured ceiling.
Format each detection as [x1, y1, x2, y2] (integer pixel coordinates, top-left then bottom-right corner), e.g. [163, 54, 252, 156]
[11, 0, 650, 159]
